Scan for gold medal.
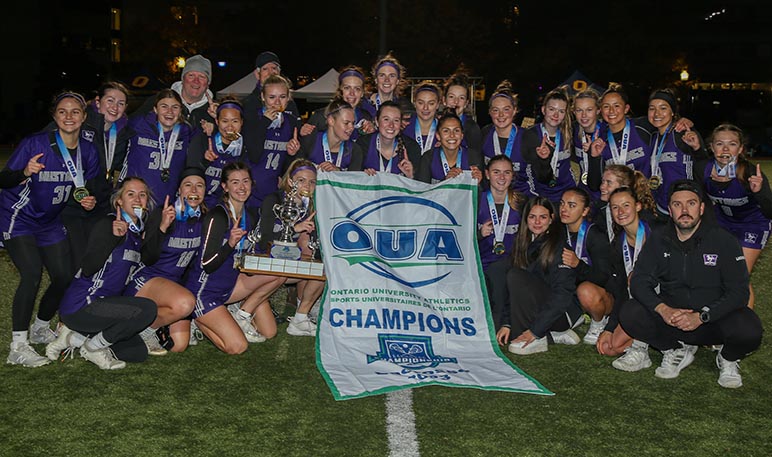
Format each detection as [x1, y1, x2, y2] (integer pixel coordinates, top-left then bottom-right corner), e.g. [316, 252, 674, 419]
[73, 187, 90, 203]
[493, 242, 506, 255]
[649, 175, 662, 190]
[581, 172, 588, 185]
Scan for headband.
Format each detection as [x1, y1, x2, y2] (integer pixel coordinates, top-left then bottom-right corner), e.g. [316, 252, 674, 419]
[415, 85, 440, 96]
[55, 92, 87, 109]
[339, 69, 365, 83]
[650, 90, 677, 111]
[217, 102, 243, 115]
[490, 92, 515, 103]
[290, 165, 317, 177]
[326, 103, 354, 118]
[376, 61, 401, 79]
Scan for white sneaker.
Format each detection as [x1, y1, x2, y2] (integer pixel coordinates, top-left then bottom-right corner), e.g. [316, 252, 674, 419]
[45, 325, 75, 360]
[655, 342, 698, 379]
[140, 330, 167, 356]
[233, 310, 267, 343]
[79, 346, 126, 370]
[29, 324, 57, 344]
[716, 352, 743, 388]
[508, 336, 548, 355]
[7, 341, 51, 368]
[612, 344, 652, 372]
[287, 318, 317, 337]
[582, 316, 609, 345]
[550, 329, 581, 345]
[188, 320, 200, 346]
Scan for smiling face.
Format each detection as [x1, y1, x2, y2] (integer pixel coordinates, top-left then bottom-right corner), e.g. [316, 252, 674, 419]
[376, 65, 399, 97]
[180, 71, 208, 104]
[669, 190, 704, 232]
[179, 175, 205, 208]
[117, 179, 149, 216]
[415, 90, 440, 122]
[489, 96, 516, 130]
[573, 97, 599, 130]
[485, 159, 514, 193]
[222, 169, 251, 204]
[340, 76, 364, 107]
[609, 191, 641, 229]
[527, 205, 552, 235]
[217, 108, 243, 139]
[711, 130, 743, 166]
[436, 117, 463, 153]
[648, 99, 674, 133]
[96, 88, 127, 124]
[154, 97, 182, 131]
[262, 82, 290, 112]
[377, 106, 401, 141]
[290, 169, 317, 197]
[444, 85, 469, 116]
[53, 97, 86, 135]
[541, 98, 567, 130]
[327, 108, 356, 142]
[600, 93, 630, 130]
[559, 191, 589, 226]
[600, 169, 624, 202]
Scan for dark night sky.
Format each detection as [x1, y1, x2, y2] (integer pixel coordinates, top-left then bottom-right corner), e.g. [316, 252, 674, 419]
[2, 1, 772, 142]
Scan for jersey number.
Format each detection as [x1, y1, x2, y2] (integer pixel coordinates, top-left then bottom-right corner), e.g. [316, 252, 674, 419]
[52, 185, 72, 205]
[264, 152, 281, 171]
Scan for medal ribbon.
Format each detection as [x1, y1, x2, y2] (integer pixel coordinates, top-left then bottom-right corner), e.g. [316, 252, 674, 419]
[622, 220, 647, 276]
[440, 148, 463, 177]
[322, 132, 345, 168]
[415, 119, 437, 153]
[714, 158, 736, 178]
[263, 107, 284, 129]
[175, 197, 201, 221]
[493, 125, 517, 159]
[214, 132, 243, 157]
[605, 205, 614, 243]
[54, 131, 84, 188]
[376, 134, 395, 173]
[157, 123, 181, 172]
[567, 221, 590, 263]
[487, 192, 511, 244]
[542, 124, 562, 178]
[607, 119, 631, 165]
[105, 123, 117, 173]
[227, 200, 248, 254]
[650, 124, 673, 178]
[121, 209, 143, 233]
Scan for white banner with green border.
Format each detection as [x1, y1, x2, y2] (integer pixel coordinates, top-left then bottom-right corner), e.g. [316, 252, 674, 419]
[314, 171, 552, 400]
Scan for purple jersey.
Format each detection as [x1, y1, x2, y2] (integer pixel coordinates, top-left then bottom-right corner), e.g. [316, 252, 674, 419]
[477, 193, 520, 269]
[249, 112, 295, 209]
[481, 124, 534, 196]
[306, 131, 354, 170]
[598, 120, 652, 176]
[427, 147, 472, 184]
[203, 138, 243, 209]
[361, 134, 404, 174]
[59, 227, 142, 315]
[0, 130, 99, 241]
[126, 216, 202, 293]
[650, 130, 695, 212]
[185, 205, 256, 318]
[123, 112, 194, 203]
[703, 163, 771, 225]
[531, 124, 575, 203]
[403, 115, 437, 154]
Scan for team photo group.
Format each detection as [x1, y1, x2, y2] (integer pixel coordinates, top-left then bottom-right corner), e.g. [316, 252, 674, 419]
[1, 50, 766, 390]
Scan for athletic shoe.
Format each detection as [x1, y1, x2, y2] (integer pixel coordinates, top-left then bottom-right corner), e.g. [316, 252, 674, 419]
[233, 310, 267, 343]
[45, 325, 75, 361]
[29, 324, 57, 344]
[655, 342, 698, 379]
[582, 316, 609, 345]
[612, 344, 652, 372]
[79, 346, 126, 370]
[550, 329, 581, 345]
[716, 352, 743, 388]
[287, 318, 317, 337]
[508, 336, 548, 355]
[7, 342, 51, 368]
[155, 326, 174, 351]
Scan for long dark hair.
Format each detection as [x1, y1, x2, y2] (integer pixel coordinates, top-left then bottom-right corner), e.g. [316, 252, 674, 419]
[512, 197, 562, 270]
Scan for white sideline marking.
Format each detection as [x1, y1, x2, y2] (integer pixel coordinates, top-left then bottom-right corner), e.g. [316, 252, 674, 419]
[386, 389, 420, 457]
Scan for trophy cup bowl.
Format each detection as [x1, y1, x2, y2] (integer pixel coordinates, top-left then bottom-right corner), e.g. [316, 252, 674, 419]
[270, 186, 307, 260]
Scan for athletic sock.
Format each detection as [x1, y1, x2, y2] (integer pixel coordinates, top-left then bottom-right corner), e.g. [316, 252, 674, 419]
[31, 317, 50, 331]
[68, 331, 87, 348]
[84, 332, 111, 351]
[11, 331, 28, 345]
[294, 313, 308, 322]
[631, 339, 649, 350]
[140, 327, 156, 339]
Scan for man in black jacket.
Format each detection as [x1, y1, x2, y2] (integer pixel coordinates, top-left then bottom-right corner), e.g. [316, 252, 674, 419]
[620, 180, 762, 388]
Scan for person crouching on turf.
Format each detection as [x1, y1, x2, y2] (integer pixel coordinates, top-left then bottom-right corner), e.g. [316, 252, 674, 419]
[46, 177, 158, 369]
[620, 180, 762, 388]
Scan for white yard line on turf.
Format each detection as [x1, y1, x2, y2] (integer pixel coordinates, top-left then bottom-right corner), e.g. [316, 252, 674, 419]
[386, 389, 420, 457]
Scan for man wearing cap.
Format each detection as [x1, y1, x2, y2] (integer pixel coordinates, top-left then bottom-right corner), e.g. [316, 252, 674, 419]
[132, 54, 214, 129]
[242, 51, 300, 122]
[619, 179, 762, 388]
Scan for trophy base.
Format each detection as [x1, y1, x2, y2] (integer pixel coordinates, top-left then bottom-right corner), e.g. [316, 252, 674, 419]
[270, 241, 302, 260]
[240, 253, 325, 280]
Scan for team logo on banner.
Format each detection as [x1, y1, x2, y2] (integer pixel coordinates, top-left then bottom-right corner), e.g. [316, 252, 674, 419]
[366, 334, 457, 369]
[330, 196, 464, 288]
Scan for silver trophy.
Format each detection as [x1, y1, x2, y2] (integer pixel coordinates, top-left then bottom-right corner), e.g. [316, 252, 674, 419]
[270, 182, 307, 260]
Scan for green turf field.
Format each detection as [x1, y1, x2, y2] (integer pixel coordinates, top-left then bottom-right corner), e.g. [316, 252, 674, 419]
[0, 160, 770, 457]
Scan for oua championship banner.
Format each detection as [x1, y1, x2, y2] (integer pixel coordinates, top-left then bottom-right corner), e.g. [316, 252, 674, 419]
[314, 171, 552, 400]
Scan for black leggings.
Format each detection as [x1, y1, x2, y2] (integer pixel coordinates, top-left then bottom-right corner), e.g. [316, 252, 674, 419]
[60, 296, 157, 363]
[484, 258, 510, 329]
[506, 267, 574, 338]
[5, 236, 72, 331]
[61, 208, 100, 273]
